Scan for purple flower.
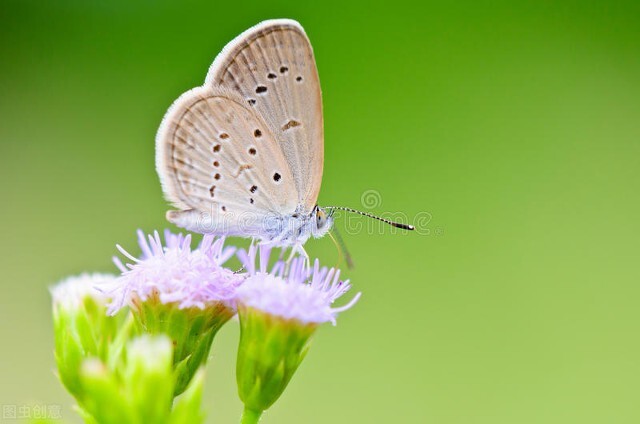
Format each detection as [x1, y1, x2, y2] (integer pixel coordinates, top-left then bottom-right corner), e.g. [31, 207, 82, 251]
[235, 245, 360, 325]
[105, 230, 242, 315]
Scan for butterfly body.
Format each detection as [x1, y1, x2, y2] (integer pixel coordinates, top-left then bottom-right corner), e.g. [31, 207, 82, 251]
[265, 205, 333, 247]
[166, 204, 333, 247]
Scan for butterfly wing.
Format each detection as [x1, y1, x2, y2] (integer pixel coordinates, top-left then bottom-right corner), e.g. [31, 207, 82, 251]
[156, 86, 298, 236]
[205, 19, 324, 213]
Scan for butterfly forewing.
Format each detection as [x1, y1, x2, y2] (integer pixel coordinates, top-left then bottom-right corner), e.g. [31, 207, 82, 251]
[156, 87, 298, 230]
[205, 19, 324, 212]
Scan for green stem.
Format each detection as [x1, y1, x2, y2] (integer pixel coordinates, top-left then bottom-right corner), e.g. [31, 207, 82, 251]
[240, 407, 263, 424]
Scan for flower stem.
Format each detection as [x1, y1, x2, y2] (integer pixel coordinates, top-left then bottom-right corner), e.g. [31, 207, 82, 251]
[240, 407, 263, 424]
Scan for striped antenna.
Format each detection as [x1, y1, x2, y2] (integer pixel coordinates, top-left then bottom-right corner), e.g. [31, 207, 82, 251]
[325, 206, 415, 231]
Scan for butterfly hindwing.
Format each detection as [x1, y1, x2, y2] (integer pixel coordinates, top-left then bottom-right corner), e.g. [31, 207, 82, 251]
[205, 19, 324, 213]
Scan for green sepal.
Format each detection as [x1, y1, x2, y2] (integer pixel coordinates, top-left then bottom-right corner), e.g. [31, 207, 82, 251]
[236, 305, 317, 413]
[52, 292, 128, 400]
[75, 335, 207, 424]
[132, 299, 233, 395]
[169, 368, 206, 424]
[79, 358, 135, 424]
[123, 336, 175, 423]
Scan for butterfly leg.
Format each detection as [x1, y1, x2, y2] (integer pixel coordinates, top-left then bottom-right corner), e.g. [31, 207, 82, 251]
[299, 244, 310, 267]
[277, 245, 287, 262]
[286, 243, 310, 268]
[282, 245, 307, 276]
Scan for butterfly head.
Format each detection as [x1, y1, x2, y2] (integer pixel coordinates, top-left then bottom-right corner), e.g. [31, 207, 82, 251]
[312, 206, 333, 238]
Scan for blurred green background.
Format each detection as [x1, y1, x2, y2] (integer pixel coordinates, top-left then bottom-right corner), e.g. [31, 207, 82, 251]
[2, 0, 640, 423]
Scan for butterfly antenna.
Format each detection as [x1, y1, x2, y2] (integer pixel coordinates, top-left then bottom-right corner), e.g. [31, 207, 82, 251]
[329, 227, 355, 269]
[325, 206, 415, 231]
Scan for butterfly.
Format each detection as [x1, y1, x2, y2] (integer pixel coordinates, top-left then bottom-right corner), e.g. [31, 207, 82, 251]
[156, 19, 412, 256]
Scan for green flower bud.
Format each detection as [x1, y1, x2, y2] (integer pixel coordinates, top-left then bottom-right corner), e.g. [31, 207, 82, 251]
[51, 273, 206, 423]
[236, 305, 316, 418]
[77, 335, 206, 424]
[50, 273, 128, 399]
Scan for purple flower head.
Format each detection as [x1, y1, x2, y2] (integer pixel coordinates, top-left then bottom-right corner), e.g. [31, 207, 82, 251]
[105, 230, 242, 315]
[235, 245, 361, 325]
